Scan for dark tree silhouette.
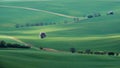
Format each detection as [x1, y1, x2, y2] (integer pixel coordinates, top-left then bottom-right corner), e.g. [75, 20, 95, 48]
[87, 15, 93, 18]
[40, 32, 47, 39]
[107, 11, 114, 15]
[15, 24, 20, 28]
[0, 40, 6, 48]
[0, 40, 31, 48]
[108, 52, 115, 56]
[70, 48, 76, 53]
[85, 49, 91, 54]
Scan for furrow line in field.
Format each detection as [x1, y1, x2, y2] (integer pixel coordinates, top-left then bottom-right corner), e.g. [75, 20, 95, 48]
[0, 5, 85, 19]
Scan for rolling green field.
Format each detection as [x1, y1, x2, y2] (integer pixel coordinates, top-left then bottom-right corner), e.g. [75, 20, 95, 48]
[0, 0, 120, 68]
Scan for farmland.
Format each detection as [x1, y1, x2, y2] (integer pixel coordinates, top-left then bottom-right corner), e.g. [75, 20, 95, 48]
[0, 0, 120, 68]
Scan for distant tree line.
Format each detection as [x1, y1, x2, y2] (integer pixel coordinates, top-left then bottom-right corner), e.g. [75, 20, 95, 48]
[87, 11, 114, 18]
[15, 20, 80, 28]
[87, 13, 101, 18]
[0, 40, 30, 48]
[15, 11, 115, 28]
[70, 48, 119, 56]
[15, 22, 56, 28]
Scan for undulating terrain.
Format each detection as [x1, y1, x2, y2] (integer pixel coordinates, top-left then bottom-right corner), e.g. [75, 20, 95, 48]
[0, 0, 120, 68]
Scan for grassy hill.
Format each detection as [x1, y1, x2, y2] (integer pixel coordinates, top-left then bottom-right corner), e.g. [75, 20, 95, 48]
[1, 15, 119, 52]
[1, 50, 120, 68]
[0, 0, 120, 68]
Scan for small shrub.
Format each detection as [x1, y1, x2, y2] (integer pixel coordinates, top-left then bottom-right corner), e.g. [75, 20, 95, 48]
[70, 48, 76, 53]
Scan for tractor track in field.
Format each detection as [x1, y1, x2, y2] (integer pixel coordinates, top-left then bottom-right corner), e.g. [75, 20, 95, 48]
[0, 35, 40, 50]
[0, 5, 84, 19]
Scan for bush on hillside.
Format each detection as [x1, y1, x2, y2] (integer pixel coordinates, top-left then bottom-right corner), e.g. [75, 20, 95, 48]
[70, 48, 76, 53]
[40, 32, 47, 39]
[15, 24, 20, 28]
[0, 40, 7, 48]
[87, 15, 94, 18]
[85, 49, 92, 54]
[107, 11, 114, 15]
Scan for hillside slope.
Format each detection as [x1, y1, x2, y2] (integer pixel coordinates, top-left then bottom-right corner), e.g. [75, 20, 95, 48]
[0, 50, 120, 68]
[0, 0, 120, 68]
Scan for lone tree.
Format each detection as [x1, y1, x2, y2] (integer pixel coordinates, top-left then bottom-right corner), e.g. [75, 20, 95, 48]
[87, 15, 93, 18]
[15, 24, 20, 28]
[107, 11, 114, 15]
[40, 32, 47, 39]
[70, 48, 76, 53]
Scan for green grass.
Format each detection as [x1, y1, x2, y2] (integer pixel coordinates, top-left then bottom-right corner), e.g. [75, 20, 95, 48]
[0, 0, 120, 68]
[0, 7, 72, 28]
[0, 50, 120, 68]
[2, 15, 118, 52]
[0, 35, 24, 45]
[1, 0, 120, 16]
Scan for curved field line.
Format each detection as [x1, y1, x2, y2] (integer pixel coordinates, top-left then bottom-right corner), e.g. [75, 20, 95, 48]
[0, 5, 84, 19]
[0, 35, 40, 50]
[0, 35, 65, 52]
